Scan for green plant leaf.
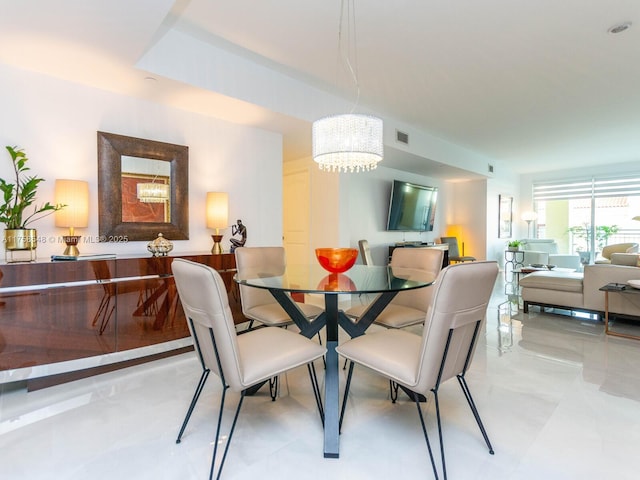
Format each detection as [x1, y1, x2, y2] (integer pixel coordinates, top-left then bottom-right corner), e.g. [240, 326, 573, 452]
[1, 145, 65, 229]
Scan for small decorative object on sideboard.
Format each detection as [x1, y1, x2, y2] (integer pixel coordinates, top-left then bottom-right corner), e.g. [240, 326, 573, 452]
[229, 219, 247, 253]
[147, 233, 173, 257]
[0, 145, 64, 262]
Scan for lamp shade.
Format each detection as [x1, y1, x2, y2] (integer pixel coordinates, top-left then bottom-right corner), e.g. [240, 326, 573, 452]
[312, 114, 383, 173]
[521, 211, 538, 222]
[206, 192, 229, 230]
[54, 179, 89, 228]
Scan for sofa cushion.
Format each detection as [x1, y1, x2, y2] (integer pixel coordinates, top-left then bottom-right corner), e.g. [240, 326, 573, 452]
[596, 243, 639, 263]
[520, 239, 558, 254]
[610, 253, 640, 266]
[519, 271, 583, 293]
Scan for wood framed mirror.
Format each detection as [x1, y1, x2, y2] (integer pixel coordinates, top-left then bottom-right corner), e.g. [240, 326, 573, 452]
[97, 131, 189, 242]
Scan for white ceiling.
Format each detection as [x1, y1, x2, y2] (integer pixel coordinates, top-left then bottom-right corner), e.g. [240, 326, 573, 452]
[1, 0, 640, 178]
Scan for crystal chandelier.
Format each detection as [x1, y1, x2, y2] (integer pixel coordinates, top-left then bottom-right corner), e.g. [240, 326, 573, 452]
[312, 0, 383, 173]
[137, 182, 169, 203]
[313, 113, 383, 172]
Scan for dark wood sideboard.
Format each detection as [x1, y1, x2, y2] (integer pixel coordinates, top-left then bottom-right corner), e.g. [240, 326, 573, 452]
[0, 253, 245, 388]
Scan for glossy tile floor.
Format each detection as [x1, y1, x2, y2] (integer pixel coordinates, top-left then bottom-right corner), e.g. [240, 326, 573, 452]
[2, 276, 640, 479]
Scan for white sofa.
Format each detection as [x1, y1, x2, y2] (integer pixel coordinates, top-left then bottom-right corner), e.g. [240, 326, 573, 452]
[594, 242, 639, 264]
[520, 238, 582, 270]
[520, 264, 640, 318]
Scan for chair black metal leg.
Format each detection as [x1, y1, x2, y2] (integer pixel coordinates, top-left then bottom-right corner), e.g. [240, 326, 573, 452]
[307, 362, 324, 426]
[211, 390, 245, 480]
[432, 389, 447, 480]
[457, 374, 494, 454]
[269, 376, 278, 401]
[317, 332, 327, 369]
[208, 384, 227, 479]
[390, 381, 399, 403]
[176, 368, 210, 443]
[414, 392, 440, 480]
[339, 361, 355, 433]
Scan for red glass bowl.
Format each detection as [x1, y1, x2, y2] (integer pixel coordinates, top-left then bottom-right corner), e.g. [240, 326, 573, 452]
[317, 273, 356, 291]
[315, 248, 359, 274]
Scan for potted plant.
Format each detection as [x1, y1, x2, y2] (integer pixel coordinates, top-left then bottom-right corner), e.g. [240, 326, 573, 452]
[507, 240, 522, 251]
[568, 223, 619, 259]
[0, 145, 63, 258]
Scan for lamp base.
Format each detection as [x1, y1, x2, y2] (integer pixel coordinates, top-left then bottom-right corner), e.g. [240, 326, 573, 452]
[62, 235, 81, 256]
[211, 234, 223, 255]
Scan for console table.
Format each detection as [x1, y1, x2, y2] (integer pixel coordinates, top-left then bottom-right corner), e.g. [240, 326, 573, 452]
[0, 253, 245, 388]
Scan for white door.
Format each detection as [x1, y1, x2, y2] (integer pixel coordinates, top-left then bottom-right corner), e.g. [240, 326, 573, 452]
[283, 169, 311, 266]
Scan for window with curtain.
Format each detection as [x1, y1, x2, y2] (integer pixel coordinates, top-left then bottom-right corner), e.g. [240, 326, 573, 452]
[532, 175, 640, 264]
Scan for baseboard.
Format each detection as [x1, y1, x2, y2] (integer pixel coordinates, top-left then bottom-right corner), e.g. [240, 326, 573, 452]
[26, 345, 194, 392]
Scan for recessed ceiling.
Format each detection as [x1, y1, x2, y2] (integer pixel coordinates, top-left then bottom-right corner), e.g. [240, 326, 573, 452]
[1, 0, 639, 178]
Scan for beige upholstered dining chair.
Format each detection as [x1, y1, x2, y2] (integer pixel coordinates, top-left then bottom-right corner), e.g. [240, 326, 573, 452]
[235, 246, 324, 330]
[337, 261, 499, 480]
[345, 247, 444, 329]
[171, 259, 326, 480]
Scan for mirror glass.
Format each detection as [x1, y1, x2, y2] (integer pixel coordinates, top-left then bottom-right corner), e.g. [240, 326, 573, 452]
[121, 156, 171, 223]
[97, 131, 189, 242]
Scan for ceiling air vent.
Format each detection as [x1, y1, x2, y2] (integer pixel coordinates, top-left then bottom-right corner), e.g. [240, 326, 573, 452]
[396, 130, 409, 145]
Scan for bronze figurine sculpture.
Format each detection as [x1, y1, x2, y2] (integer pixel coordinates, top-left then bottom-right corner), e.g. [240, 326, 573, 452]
[230, 219, 247, 252]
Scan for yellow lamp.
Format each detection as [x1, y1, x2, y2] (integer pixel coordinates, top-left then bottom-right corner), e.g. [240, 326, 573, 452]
[206, 192, 229, 254]
[55, 179, 89, 256]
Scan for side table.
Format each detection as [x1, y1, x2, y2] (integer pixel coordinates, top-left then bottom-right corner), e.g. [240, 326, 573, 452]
[504, 250, 525, 282]
[599, 283, 640, 341]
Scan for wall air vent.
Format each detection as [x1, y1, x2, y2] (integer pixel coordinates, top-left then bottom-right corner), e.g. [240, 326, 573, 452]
[396, 130, 409, 145]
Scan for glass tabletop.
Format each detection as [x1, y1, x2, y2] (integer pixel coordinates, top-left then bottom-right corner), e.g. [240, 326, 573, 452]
[235, 263, 435, 294]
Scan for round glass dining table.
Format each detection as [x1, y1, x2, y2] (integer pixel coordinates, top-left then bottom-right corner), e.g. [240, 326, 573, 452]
[235, 263, 435, 459]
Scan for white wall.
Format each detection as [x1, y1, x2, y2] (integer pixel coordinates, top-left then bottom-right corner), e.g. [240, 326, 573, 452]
[282, 157, 451, 266]
[486, 169, 522, 265]
[139, 27, 520, 264]
[342, 167, 449, 265]
[288, 157, 520, 267]
[0, 62, 523, 265]
[0, 64, 283, 258]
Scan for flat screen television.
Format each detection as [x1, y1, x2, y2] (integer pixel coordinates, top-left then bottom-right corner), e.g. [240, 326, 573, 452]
[386, 180, 438, 232]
